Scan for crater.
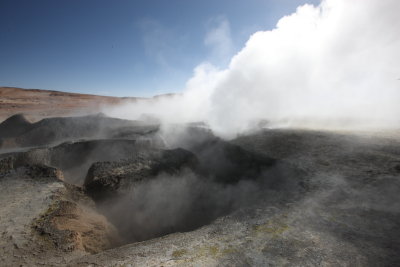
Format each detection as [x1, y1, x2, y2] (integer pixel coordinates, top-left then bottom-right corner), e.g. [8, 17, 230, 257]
[0, 114, 306, 251]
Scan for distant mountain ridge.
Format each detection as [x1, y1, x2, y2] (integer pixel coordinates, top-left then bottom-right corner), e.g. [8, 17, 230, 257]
[0, 86, 176, 121]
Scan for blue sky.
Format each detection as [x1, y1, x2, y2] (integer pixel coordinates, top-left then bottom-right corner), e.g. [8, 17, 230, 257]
[0, 0, 319, 97]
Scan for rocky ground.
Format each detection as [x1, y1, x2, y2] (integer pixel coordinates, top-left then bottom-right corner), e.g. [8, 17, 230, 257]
[0, 99, 399, 266]
[67, 129, 400, 267]
[0, 165, 118, 266]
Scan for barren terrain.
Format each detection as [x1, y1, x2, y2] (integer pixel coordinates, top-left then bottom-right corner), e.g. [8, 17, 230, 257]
[0, 87, 140, 121]
[0, 88, 399, 266]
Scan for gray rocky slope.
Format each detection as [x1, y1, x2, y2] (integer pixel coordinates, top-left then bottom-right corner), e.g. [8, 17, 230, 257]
[67, 129, 400, 267]
[0, 114, 399, 266]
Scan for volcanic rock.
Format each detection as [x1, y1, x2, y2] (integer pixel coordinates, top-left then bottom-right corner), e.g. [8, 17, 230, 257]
[2, 111, 400, 266]
[0, 156, 14, 174]
[0, 114, 32, 139]
[84, 148, 198, 201]
[192, 139, 278, 183]
[161, 123, 295, 186]
[0, 138, 163, 185]
[68, 129, 400, 267]
[0, 113, 161, 149]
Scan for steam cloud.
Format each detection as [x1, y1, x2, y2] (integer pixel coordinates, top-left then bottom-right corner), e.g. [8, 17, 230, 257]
[106, 0, 400, 137]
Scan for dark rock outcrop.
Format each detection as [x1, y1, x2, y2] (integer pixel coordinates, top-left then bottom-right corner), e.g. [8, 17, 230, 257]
[160, 123, 283, 184]
[0, 114, 32, 139]
[0, 139, 159, 185]
[0, 156, 14, 174]
[0, 113, 161, 149]
[84, 148, 198, 201]
[192, 139, 278, 184]
[24, 164, 65, 181]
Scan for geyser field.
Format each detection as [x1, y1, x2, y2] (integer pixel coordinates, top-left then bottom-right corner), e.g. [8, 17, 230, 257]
[1, 0, 400, 266]
[0, 111, 399, 266]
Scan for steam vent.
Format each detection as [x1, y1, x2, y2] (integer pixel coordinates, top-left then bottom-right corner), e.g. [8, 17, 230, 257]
[0, 110, 398, 266]
[1, 0, 400, 265]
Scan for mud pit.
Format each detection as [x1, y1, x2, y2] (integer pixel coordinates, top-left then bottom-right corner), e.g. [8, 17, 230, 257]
[1, 114, 400, 266]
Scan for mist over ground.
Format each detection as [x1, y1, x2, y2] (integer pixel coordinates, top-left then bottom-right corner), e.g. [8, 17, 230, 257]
[106, 0, 400, 138]
[1, 0, 400, 265]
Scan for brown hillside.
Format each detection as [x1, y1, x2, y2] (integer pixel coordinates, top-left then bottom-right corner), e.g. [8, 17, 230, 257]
[0, 87, 139, 121]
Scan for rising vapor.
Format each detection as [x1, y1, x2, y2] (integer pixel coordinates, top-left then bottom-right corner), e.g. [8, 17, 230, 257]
[106, 0, 400, 138]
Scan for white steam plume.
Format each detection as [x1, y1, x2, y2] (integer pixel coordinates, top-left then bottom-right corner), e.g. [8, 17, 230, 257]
[106, 0, 400, 138]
